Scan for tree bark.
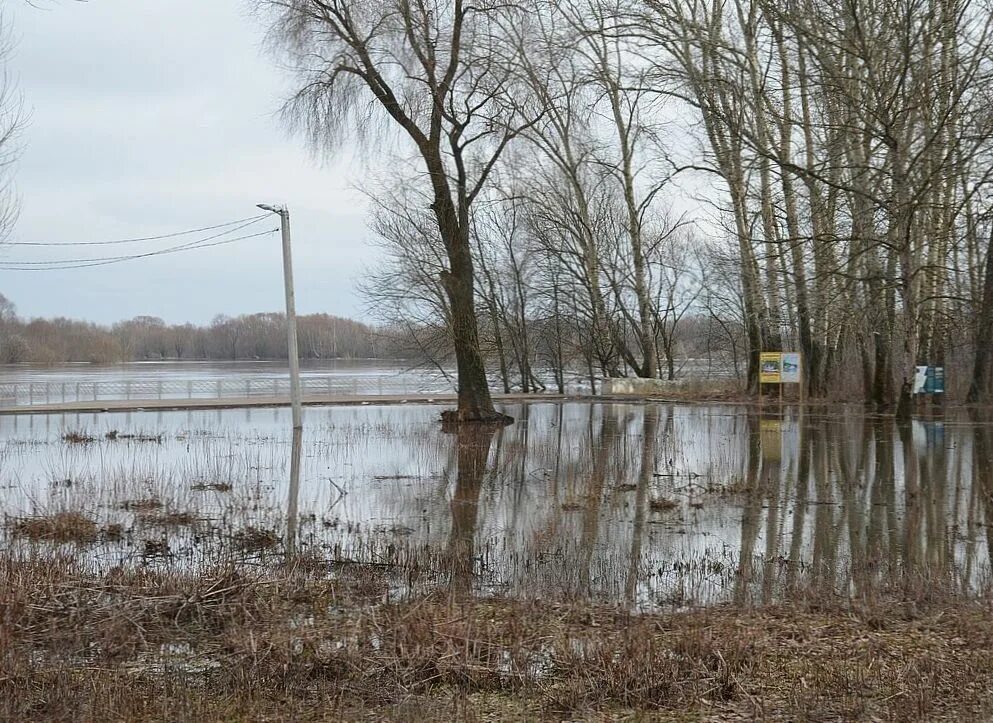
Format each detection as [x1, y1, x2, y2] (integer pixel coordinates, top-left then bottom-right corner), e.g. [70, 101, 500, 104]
[440, 252, 510, 424]
[414, 129, 511, 424]
[968, 225, 993, 403]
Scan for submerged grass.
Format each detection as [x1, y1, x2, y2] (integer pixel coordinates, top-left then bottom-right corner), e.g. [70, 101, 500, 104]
[10, 511, 100, 544]
[231, 526, 281, 552]
[2, 555, 993, 721]
[190, 482, 233, 492]
[139, 510, 200, 528]
[61, 431, 96, 445]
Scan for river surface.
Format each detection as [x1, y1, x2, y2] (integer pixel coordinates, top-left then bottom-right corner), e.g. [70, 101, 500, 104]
[2, 396, 989, 610]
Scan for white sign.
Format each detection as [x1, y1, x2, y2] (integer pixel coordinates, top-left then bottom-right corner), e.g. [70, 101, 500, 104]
[781, 352, 801, 384]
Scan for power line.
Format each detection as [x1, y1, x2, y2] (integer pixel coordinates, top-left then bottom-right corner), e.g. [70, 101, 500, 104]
[0, 228, 278, 271]
[4, 213, 270, 247]
[1, 217, 273, 266]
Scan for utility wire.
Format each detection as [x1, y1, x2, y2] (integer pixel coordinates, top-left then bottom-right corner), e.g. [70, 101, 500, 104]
[0, 228, 278, 271]
[1, 217, 272, 266]
[5, 213, 271, 247]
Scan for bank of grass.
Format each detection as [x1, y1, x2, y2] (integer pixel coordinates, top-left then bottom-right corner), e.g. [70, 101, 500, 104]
[3, 554, 993, 721]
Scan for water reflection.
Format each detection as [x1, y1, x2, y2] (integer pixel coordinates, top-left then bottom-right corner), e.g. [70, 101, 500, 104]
[3, 402, 993, 609]
[625, 405, 658, 606]
[420, 404, 993, 608]
[445, 425, 498, 595]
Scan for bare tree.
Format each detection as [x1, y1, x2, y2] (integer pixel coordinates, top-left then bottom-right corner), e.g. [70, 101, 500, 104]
[262, 0, 543, 423]
[0, 13, 22, 246]
[358, 186, 458, 380]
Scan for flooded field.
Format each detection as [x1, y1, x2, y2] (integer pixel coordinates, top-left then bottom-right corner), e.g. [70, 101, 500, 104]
[8, 400, 993, 720]
[3, 401, 989, 609]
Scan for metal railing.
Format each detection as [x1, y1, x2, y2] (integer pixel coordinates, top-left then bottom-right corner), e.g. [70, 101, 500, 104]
[0, 376, 454, 407]
[0, 358, 735, 408]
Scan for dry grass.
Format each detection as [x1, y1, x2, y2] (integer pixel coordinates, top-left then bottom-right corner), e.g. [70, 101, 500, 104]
[635, 377, 744, 402]
[105, 430, 163, 443]
[190, 482, 233, 492]
[140, 510, 200, 528]
[122, 498, 165, 512]
[10, 512, 100, 544]
[3, 556, 993, 721]
[232, 526, 281, 552]
[61, 430, 96, 444]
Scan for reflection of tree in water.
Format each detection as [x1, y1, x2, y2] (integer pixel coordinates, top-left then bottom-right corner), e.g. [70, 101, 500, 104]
[626, 405, 660, 606]
[734, 412, 763, 605]
[734, 412, 981, 604]
[972, 412, 993, 591]
[348, 403, 993, 607]
[445, 424, 499, 596]
[577, 405, 619, 600]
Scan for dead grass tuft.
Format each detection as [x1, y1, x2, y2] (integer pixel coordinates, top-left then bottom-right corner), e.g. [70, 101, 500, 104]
[649, 497, 679, 512]
[141, 539, 170, 556]
[11, 512, 99, 544]
[61, 431, 95, 444]
[104, 430, 163, 443]
[190, 482, 232, 492]
[232, 526, 280, 552]
[138, 510, 199, 528]
[121, 498, 164, 512]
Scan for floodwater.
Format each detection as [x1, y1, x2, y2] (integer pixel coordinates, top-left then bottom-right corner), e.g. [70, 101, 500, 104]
[2, 401, 990, 610]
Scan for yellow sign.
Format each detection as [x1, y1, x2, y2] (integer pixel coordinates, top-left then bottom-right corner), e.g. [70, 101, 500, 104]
[760, 352, 782, 384]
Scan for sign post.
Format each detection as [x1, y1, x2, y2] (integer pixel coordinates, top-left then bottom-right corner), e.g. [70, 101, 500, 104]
[759, 351, 804, 404]
[758, 351, 803, 463]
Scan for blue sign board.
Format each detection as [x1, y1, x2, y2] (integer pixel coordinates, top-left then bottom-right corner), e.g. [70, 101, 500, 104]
[914, 366, 945, 394]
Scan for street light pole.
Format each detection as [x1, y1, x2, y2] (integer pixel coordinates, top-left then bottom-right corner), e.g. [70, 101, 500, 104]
[258, 203, 303, 429]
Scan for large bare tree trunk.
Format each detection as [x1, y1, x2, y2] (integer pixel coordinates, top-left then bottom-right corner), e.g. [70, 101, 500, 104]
[432, 186, 510, 424]
[968, 225, 993, 403]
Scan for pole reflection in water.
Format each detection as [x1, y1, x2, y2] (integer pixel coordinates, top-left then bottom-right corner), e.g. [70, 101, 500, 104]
[285, 425, 304, 557]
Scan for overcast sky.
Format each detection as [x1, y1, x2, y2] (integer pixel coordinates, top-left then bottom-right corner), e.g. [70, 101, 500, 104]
[2, 0, 373, 325]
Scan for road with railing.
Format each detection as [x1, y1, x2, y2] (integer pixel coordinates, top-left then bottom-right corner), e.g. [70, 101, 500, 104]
[0, 358, 732, 413]
[0, 376, 449, 407]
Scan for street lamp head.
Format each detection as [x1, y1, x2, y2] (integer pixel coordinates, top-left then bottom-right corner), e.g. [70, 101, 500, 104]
[256, 203, 283, 214]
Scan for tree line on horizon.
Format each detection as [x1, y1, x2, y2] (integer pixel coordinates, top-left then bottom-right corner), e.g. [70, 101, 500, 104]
[0, 296, 389, 364]
[0, 292, 737, 383]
